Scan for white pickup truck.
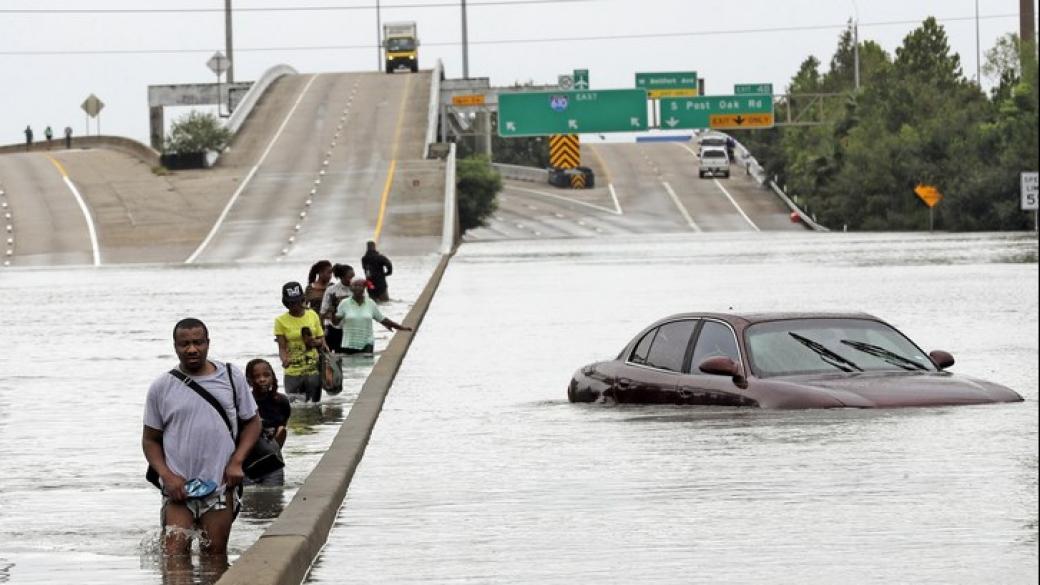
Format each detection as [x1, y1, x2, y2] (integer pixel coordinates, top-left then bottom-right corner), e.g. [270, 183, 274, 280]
[699, 147, 730, 178]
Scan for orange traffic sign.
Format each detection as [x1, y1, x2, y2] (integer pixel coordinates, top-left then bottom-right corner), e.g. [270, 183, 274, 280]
[709, 113, 774, 129]
[452, 94, 486, 107]
[914, 184, 943, 208]
[648, 88, 698, 99]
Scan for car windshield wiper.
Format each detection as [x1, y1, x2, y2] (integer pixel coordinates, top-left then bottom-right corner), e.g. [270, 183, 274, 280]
[788, 332, 863, 373]
[839, 339, 929, 371]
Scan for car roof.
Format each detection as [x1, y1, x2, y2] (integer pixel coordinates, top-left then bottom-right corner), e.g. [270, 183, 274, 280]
[652, 311, 883, 328]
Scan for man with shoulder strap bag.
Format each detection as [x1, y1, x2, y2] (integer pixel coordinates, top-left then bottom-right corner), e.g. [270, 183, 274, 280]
[142, 318, 261, 557]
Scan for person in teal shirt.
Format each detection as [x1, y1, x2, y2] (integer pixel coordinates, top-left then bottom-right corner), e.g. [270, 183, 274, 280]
[333, 278, 410, 354]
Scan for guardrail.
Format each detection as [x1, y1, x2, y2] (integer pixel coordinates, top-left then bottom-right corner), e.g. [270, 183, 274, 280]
[0, 136, 160, 166]
[726, 133, 829, 232]
[491, 163, 548, 183]
[225, 64, 298, 136]
[424, 60, 444, 159]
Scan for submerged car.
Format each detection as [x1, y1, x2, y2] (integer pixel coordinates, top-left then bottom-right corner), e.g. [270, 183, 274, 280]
[568, 313, 1023, 409]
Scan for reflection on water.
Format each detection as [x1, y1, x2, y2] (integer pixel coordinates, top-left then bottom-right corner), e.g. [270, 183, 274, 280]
[307, 233, 1038, 585]
[0, 255, 439, 584]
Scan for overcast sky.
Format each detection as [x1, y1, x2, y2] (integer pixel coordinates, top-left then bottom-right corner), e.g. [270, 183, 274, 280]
[1, 0, 1036, 146]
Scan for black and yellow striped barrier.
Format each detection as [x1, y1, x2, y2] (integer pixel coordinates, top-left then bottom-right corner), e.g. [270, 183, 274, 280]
[550, 134, 580, 169]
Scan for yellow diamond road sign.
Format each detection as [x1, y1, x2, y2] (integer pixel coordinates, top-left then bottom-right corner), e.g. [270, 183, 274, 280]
[709, 113, 774, 129]
[914, 184, 943, 208]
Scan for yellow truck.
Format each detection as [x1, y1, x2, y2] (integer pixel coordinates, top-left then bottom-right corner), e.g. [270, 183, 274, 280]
[383, 21, 419, 74]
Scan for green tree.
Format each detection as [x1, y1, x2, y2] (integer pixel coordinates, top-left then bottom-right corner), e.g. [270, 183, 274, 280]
[164, 111, 232, 154]
[455, 155, 502, 232]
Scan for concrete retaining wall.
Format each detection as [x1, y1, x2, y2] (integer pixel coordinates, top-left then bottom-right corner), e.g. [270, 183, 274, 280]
[215, 250, 454, 585]
[492, 163, 548, 183]
[0, 136, 160, 167]
[424, 60, 444, 160]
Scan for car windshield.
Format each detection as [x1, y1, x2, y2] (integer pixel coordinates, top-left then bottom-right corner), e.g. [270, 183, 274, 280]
[387, 38, 416, 51]
[702, 150, 726, 159]
[745, 318, 936, 377]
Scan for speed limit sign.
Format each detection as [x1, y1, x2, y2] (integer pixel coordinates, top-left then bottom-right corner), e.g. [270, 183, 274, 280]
[1022, 171, 1039, 211]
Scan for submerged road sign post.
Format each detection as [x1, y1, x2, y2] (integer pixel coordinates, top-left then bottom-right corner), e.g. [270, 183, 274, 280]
[659, 95, 774, 130]
[914, 184, 943, 232]
[498, 89, 648, 137]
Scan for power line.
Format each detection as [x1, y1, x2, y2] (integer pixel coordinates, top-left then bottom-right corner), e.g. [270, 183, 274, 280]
[0, 13, 1022, 56]
[1, 0, 603, 14]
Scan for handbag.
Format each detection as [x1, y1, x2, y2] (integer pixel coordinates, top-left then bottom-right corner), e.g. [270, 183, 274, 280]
[318, 349, 344, 395]
[145, 364, 285, 488]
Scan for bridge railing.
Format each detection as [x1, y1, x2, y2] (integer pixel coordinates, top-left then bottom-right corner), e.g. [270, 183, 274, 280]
[424, 60, 444, 159]
[727, 134, 829, 232]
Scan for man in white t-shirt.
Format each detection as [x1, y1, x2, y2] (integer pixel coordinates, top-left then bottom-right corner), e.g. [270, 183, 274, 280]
[142, 318, 260, 556]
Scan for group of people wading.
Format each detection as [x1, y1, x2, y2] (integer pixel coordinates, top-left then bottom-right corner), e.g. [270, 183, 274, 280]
[141, 240, 410, 563]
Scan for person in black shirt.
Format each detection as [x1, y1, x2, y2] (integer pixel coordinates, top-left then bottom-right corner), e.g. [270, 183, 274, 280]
[361, 240, 393, 303]
[244, 358, 291, 486]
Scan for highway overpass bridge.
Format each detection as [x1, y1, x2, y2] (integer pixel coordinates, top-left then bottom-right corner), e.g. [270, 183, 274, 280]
[0, 66, 808, 268]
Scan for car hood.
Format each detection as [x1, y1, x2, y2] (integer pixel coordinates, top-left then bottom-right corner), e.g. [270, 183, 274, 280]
[771, 371, 1024, 408]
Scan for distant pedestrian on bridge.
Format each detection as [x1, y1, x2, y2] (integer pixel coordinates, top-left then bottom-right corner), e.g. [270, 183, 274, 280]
[361, 241, 393, 303]
[64, 126, 73, 149]
[24, 126, 32, 151]
[44, 126, 53, 148]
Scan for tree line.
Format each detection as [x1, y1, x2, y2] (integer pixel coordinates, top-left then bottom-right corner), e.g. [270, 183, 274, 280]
[738, 18, 1038, 231]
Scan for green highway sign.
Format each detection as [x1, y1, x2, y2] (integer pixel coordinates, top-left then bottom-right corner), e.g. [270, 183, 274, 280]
[574, 69, 590, 90]
[660, 95, 775, 130]
[498, 89, 648, 137]
[734, 83, 773, 95]
[636, 71, 697, 90]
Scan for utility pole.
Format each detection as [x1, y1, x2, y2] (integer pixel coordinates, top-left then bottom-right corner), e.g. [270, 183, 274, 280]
[461, 0, 470, 78]
[225, 0, 234, 83]
[376, 0, 382, 72]
[975, 0, 981, 85]
[853, 20, 860, 90]
[1022, 0, 1036, 64]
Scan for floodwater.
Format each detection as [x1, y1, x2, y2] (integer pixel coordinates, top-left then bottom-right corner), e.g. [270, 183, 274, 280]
[306, 232, 1038, 585]
[0, 255, 440, 584]
[0, 232, 1036, 585]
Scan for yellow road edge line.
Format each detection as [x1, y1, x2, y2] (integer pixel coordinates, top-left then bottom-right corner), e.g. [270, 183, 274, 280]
[372, 73, 414, 243]
[46, 156, 69, 178]
[47, 155, 101, 265]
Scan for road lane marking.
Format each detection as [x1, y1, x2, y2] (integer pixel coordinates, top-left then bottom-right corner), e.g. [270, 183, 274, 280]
[47, 156, 100, 266]
[674, 142, 759, 232]
[661, 181, 701, 232]
[185, 73, 321, 264]
[373, 73, 413, 243]
[713, 178, 760, 231]
[588, 144, 624, 215]
[506, 185, 622, 215]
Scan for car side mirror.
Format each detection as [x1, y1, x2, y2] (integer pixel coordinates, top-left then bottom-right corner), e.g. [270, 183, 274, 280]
[929, 350, 955, 370]
[699, 356, 748, 388]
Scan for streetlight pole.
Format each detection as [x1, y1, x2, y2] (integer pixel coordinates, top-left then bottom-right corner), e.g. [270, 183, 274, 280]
[461, 0, 470, 78]
[225, 0, 234, 83]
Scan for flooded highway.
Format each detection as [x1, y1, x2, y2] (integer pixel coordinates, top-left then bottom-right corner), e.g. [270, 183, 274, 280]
[0, 255, 440, 584]
[0, 232, 1036, 584]
[307, 232, 1038, 585]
